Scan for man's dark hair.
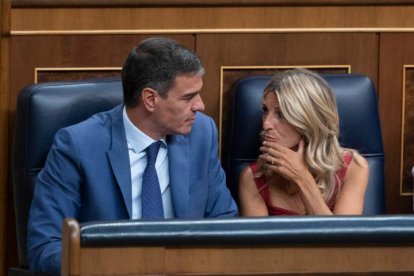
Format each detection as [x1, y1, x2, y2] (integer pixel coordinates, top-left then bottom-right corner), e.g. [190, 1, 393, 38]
[121, 37, 205, 107]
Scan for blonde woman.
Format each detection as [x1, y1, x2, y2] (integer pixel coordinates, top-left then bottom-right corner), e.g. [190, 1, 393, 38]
[239, 69, 369, 216]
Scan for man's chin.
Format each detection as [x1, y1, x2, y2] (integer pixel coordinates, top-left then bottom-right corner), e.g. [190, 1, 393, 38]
[174, 126, 192, 136]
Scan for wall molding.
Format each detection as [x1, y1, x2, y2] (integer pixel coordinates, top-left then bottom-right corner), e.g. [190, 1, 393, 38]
[400, 65, 414, 196]
[34, 67, 122, 83]
[11, 28, 414, 36]
[12, 0, 414, 8]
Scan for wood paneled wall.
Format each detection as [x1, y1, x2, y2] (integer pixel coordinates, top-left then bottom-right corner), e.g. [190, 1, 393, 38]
[10, 6, 414, 32]
[1, 0, 11, 274]
[379, 33, 414, 212]
[2, 0, 414, 274]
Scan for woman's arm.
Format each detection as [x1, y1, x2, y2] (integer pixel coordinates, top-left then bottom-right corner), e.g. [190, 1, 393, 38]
[332, 153, 369, 214]
[238, 166, 269, 216]
[261, 140, 368, 215]
[260, 140, 334, 215]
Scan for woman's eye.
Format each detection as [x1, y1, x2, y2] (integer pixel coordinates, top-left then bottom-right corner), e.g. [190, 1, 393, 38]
[275, 110, 285, 119]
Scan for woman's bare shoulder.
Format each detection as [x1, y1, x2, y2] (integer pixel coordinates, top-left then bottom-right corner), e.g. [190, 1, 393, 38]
[239, 164, 255, 184]
[350, 150, 368, 168]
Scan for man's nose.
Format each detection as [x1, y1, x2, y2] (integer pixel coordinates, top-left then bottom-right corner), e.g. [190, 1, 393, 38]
[193, 94, 205, 111]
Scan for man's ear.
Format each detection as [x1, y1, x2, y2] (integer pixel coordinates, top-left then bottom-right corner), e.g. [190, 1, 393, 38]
[141, 88, 158, 112]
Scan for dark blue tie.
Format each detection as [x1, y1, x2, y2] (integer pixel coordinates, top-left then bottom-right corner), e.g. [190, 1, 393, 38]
[141, 141, 164, 219]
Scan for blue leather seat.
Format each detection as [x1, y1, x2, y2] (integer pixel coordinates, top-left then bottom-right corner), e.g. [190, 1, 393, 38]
[10, 73, 385, 275]
[222, 74, 385, 215]
[11, 78, 123, 275]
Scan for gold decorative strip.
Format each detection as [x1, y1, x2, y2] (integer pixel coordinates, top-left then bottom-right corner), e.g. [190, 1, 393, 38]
[400, 65, 414, 196]
[218, 65, 351, 157]
[12, 0, 414, 8]
[12, 28, 414, 36]
[34, 67, 122, 83]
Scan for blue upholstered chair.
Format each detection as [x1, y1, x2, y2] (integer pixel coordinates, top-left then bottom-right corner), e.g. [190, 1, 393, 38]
[222, 74, 385, 215]
[10, 73, 385, 275]
[11, 78, 123, 275]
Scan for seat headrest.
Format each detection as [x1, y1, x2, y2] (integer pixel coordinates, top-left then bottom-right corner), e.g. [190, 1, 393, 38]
[225, 74, 383, 162]
[223, 73, 385, 214]
[13, 78, 123, 173]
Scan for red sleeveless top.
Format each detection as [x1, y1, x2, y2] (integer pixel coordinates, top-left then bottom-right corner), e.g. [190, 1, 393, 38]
[250, 152, 353, 215]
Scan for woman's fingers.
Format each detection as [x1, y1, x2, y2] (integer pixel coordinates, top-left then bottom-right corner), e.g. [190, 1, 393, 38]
[260, 142, 287, 159]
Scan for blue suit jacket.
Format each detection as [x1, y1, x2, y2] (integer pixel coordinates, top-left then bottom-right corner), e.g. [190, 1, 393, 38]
[28, 105, 238, 275]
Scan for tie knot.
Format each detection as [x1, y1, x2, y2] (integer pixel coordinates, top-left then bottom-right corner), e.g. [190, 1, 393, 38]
[146, 141, 162, 165]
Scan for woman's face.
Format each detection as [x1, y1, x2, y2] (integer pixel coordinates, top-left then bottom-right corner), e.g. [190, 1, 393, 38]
[262, 91, 302, 148]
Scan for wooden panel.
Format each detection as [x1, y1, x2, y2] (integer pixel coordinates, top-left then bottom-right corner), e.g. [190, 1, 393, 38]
[402, 67, 414, 196]
[196, 33, 378, 126]
[68, 245, 414, 275]
[9, 35, 195, 114]
[10, 6, 414, 33]
[379, 33, 414, 213]
[164, 246, 414, 274]
[62, 219, 414, 275]
[62, 218, 80, 276]
[81, 247, 165, 275]
[1, 0, 11, 274]
[11, 0, 414, 7]
[35, 68, 121, 83]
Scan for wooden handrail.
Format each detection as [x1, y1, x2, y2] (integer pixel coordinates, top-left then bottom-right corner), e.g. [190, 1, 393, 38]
[61, 217, 414, 275]
[62, 218, 81, 276]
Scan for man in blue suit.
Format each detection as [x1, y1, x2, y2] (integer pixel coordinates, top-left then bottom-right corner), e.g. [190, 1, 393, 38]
[28, 37, 238, 275]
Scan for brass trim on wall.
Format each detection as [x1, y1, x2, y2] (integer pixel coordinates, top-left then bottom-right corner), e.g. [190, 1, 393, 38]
[400, 65, 414, 196]
[218, 65, 351, 157]
[12, 28, 414, 36]
[34, 67, 122, 83]
[12, 0, 414, 8]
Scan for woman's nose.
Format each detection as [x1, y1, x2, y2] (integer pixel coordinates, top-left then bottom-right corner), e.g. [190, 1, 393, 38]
[263, 114, 272, 130]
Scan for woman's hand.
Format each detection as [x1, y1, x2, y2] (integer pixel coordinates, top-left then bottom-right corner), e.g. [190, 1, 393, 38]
[259, 139, 310, 184]
[259, 139, 333, 215]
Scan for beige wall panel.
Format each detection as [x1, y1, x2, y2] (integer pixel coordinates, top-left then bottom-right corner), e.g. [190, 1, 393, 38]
[10, 6, 414, 33]
[379, 33, 414, 213]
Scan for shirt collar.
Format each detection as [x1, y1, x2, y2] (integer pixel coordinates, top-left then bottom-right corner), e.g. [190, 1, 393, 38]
[122, 106, 166, 153]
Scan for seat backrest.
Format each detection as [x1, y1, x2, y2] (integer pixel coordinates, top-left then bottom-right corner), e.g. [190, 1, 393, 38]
[12, 78, 123, 269]
[223, 74, 385, 215]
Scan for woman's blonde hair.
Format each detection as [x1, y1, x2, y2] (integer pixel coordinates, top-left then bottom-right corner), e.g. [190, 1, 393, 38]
[263, 68, 344, 201]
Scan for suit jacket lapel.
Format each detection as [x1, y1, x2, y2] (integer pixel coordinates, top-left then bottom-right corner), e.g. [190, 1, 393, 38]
[168, 135, 189, 218]
[107, 105, 132, 218]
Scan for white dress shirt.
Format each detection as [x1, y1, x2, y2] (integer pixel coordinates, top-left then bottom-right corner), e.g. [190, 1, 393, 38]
[122, 107, 174, 219]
